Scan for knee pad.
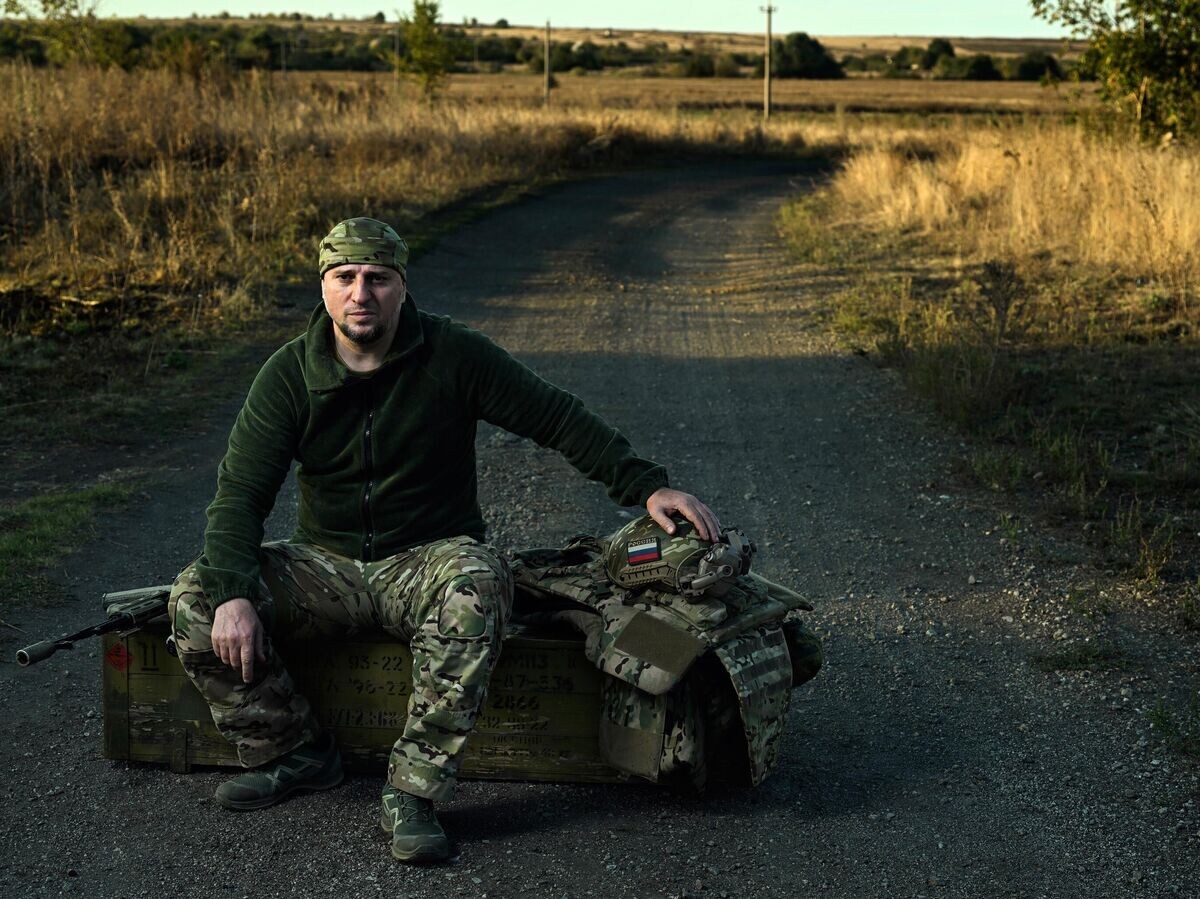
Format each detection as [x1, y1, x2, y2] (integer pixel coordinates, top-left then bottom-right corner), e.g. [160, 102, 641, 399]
[436, 571, 506, 639]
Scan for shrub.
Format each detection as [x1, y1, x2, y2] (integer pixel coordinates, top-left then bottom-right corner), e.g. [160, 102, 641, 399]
[1006, 51, 1062, 82]
[933, 53, 1002, 81]
[713, 53, 740, 78]
[921, 38, 955, 70]
[755, 32, 844, 79]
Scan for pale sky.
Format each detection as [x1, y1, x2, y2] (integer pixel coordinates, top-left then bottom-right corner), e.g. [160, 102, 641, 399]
[98, 1, 1068, 38]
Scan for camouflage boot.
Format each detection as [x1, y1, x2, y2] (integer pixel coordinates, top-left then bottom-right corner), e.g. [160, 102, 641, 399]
[214, 732, 343, 811]
[380, 786, 450, 862]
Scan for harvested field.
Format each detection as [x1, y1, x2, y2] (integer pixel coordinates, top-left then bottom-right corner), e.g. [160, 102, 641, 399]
[328, 71, 1095, 115]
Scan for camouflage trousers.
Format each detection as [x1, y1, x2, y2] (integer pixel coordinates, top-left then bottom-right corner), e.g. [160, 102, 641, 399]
[168, 535, 513, 802]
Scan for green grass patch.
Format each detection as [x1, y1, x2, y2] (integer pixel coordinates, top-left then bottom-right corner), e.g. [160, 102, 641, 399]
[963, 445, 1030, 491]
[776, 193, 849, 268]
[0, 483, 133, 617]
[1148, 696, 1200, 759]
[1029, 641, 1131, 673]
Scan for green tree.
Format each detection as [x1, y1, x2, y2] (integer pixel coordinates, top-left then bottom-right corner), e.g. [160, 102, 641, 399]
[932, 53, 1002, 81]
[921, 38, 955, 70]
[756, 32, 844, 79]
[2, 0, 99, 64]
[713, 53, 740, 78]
[892, 45, 925, 71]
[1031, 0, 1200, 136]
[1006, 50, 1062, 82]
[400, 0, 453, 99]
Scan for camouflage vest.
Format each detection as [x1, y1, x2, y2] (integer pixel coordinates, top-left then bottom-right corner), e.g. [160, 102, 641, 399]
[510, 534, 822, 791]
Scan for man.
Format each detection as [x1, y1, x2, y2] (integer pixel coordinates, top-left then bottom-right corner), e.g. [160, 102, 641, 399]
[169, 217, 719, 863]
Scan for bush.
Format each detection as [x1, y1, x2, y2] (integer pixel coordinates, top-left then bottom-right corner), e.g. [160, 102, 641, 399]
[921, 38, 955, 69]
[1005, 51, 1062, 81]
[682, 51, 715, 78]
[755, 32, 844, 79]
[571, 41, 602, 71]
[0, 22, 47, 65]
[964, 54, 1002, 81]
[891, 45, 925, 71]
[933, 53, 1002, 81]
[713, 53, 740, 78]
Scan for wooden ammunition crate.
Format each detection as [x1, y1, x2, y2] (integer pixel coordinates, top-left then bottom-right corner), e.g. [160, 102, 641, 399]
[102, 621, 628, 783]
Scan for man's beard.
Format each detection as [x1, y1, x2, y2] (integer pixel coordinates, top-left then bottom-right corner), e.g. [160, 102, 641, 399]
[336, 316, 387, 346]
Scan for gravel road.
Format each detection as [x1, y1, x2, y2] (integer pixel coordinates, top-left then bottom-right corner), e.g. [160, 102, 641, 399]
[2, 161, 1197, 898]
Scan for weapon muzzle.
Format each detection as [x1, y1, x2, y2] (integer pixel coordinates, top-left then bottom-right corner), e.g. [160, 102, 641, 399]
[15, 640, 61, 667]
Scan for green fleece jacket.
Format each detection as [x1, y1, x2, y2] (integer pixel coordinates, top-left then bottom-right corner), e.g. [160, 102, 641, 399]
[196, 294, 669, 608]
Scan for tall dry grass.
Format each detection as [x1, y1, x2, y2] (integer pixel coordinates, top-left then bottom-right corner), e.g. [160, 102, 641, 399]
[0, 63, 854, 329]
[788, 122, 1200, 588]
[830, 125, 1200, 299]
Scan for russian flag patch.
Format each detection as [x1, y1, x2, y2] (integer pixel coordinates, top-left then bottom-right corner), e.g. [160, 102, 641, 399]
[627, 537, 661, 565]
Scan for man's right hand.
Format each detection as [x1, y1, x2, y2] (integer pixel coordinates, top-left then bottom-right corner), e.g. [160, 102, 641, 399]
[211, 597, 266, 684]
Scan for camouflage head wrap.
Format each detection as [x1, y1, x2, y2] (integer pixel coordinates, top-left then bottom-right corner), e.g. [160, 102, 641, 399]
[318, 217, 409, 279]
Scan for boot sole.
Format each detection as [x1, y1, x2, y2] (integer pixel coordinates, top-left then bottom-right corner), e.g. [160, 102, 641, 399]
[390, 837, 450, 863]
[216, 766, 345, 811]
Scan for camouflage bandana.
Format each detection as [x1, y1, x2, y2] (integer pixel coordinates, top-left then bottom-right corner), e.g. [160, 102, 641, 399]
[318, 217, 409, 279]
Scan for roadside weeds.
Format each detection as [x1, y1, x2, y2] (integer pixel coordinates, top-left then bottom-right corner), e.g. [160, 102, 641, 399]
[778, 136, 1200, 762]
[0, 482, 133, 623]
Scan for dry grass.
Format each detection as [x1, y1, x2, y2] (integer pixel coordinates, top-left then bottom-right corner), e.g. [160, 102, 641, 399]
[0, 64, 1089, 330]
[328, 71, 1093, 115]
[782, 121, 1200, 593]
[830, 126, 1200, 298]
[0, 64, 853, 332]
[1, 64, 1077, 333]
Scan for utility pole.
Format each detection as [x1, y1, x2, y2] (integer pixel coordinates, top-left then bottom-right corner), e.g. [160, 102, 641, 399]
[394, 8, 402, 89]
[543, 20, 551, 105]
[761, 5, 776, 122]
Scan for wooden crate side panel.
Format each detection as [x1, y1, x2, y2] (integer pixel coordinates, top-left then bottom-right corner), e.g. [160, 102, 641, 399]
[106, 627, 628, 782]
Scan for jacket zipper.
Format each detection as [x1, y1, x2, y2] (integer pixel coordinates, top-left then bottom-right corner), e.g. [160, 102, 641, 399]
[361, 384, 376, 561]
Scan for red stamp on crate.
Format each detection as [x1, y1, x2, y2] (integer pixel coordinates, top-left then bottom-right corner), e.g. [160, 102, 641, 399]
[105, 643, 131, 672]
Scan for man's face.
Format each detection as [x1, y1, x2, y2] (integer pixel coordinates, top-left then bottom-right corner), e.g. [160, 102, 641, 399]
[321, 264, 406, 348]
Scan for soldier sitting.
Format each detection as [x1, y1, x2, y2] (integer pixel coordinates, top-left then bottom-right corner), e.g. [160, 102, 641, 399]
[168, 217, 718, 863]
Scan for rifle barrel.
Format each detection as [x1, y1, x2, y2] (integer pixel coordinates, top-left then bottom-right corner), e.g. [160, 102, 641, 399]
[15, 586, 170, 668]
[15, 639, 67, 667]
[15, 620, 113, 667]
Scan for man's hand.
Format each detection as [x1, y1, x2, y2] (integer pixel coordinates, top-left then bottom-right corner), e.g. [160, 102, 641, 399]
[211, 597, 266, 684]
[646, 487, 722, 543]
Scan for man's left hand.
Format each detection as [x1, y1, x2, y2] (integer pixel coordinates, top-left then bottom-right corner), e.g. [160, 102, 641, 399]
[646, 487, 722, 542]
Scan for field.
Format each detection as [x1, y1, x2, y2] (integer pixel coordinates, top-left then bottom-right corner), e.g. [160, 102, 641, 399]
[460, 26, 1086, 60]
[2, 39, 1200, 899]
[0, 60, 1189, 609]
[436, 72, 1095, 114]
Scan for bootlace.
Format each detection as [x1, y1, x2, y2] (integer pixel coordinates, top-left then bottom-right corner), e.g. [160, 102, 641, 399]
[395, 792, 435, 824]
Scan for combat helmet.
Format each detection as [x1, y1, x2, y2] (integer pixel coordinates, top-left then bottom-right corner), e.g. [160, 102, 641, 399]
[604, 514, 755, 599]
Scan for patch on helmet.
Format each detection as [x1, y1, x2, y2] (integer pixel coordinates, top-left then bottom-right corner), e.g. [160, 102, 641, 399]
[627, 537, 662, 565]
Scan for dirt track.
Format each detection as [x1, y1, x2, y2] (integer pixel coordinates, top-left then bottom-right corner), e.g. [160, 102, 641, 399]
[1, 162, 1197, 898]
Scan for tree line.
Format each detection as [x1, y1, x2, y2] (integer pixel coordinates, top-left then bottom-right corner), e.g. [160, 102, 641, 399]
[0, 16, 1062, 83]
